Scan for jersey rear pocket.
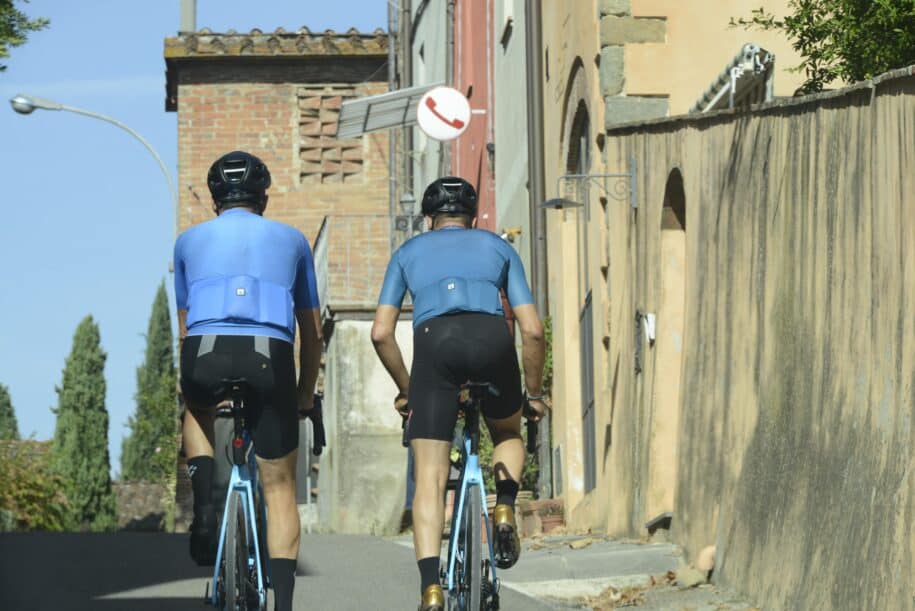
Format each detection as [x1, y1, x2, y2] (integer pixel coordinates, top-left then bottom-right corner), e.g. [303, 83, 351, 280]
[187, 276, 293, 333]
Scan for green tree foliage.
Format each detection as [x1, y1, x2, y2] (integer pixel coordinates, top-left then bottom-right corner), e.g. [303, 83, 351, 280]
[121, 281, 178, 485]
[51, 316, 117, 531]
[0, 383, 19, 440]
[0, 440, 68, 531]
[0, 0, 49, 71]
[733, 0, 915, 94]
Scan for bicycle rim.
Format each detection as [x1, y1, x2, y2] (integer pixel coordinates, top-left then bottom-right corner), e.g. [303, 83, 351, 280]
[463, 485, 482, 611]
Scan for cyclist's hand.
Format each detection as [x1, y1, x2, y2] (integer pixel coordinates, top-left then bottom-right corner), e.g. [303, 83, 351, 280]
[525, 397, 550, 422]
[298, 392, 315, 415]
[394, 391, 409, 417]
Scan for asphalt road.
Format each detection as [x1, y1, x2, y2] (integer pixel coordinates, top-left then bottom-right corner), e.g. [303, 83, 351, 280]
[0, 532, 555, 611]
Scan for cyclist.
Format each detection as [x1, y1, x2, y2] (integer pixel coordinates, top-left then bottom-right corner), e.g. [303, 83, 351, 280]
[174, 151, 322, 611]
[371, 177, 548, 611]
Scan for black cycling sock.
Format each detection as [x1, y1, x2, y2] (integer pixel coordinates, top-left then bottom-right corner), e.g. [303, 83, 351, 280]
[270, 558, 296, 611]
[187, 455, 215, 513]
[495, 479, 520, 508]
[418, 556, 440, 594]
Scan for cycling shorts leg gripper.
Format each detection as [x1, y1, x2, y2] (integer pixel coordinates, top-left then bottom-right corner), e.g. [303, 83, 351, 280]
[406, 313, 523, 442]
[180, 334, 298, 459]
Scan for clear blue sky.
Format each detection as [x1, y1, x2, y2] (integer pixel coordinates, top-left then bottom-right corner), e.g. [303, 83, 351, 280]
[0, 0, 387, 476]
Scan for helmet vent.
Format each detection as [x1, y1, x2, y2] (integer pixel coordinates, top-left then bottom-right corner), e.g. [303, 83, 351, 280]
[222, 160, 248, 182]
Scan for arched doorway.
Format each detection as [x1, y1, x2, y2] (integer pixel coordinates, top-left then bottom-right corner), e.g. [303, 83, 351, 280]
[647, 169, 686, 519]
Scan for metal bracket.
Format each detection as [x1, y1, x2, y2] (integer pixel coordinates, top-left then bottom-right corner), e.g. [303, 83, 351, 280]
[554, 155, 637, 213]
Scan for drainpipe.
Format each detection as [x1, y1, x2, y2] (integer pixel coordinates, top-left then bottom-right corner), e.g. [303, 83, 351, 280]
[441, 0, 455, 176]
[524, 0, 551, 498]
[388, 3, 398, 251]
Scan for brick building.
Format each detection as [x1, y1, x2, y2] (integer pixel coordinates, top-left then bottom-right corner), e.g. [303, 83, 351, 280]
[165, 27, 390, 243]
[165, 27, 412, 534]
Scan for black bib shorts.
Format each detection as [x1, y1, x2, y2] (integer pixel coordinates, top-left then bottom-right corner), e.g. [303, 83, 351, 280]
[180, 334, 298, 459]
[407, 312, 523, 442]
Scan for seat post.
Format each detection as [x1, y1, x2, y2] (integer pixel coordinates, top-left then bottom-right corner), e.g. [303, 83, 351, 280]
[230, 384, 246, 466]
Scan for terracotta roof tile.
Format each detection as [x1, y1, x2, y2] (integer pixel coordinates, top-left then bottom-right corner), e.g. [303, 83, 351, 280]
[164, 26, 388, 59]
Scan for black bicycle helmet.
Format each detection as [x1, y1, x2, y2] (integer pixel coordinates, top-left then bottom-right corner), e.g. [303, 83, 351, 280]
[421, 176, 478, 217]
[207, 151, 272, 210]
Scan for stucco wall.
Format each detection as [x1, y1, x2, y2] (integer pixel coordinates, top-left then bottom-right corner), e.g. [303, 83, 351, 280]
[601, 68, 915, 609]
[318, 319, 413, 535]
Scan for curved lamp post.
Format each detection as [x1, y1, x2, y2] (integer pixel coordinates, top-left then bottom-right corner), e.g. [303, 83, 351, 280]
[9, 94, 178, 208]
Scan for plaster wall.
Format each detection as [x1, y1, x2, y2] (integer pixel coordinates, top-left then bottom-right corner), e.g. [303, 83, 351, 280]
[625, 0, 805, 114]
[603, 70, 915, 610]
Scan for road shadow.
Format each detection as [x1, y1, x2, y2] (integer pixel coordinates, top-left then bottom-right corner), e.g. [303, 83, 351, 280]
[0, 532, 210, 611]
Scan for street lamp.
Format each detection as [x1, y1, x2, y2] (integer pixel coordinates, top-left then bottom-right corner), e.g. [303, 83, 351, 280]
[9, 93, 178, 208]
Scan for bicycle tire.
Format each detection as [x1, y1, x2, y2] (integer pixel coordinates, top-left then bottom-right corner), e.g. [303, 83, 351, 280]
[223, 490, 249, 611]
[463, 485, 483, 611]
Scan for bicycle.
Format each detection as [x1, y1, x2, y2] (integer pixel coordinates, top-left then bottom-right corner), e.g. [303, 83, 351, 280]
[440, 382, 539, 611]
[205, 378, 326, 611]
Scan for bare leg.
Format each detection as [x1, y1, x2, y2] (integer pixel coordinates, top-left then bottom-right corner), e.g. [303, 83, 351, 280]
[410, 439, 451, 559]
[256, 450, 300, 559]
[183, 404, 216, 458]
[486, 409, 524, 484]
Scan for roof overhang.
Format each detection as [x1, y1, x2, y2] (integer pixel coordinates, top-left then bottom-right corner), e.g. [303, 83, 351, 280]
[336, 82, 443, 138]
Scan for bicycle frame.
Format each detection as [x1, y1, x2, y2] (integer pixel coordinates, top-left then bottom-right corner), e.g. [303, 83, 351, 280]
[210, 426, 268, 609]
[445, 401, 499, 604]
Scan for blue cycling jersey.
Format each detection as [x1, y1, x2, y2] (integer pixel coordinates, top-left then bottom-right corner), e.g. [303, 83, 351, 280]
[378, 227, 534, 327]
[174, 208, 320, 344]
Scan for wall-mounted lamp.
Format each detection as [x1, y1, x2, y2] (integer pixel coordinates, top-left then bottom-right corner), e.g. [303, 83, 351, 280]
[500, 226, 522, 242]
[540, 198, 584, 210]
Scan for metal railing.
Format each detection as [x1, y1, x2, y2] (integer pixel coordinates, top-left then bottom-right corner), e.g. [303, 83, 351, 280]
[313, 214, 392, 317]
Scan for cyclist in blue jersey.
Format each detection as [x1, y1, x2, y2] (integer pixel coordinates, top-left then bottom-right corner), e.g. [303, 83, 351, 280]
[174, 151, 322, 611]
[371, 177, 548, 611]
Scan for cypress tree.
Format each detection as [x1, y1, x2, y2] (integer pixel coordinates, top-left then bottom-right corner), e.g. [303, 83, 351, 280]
[121, 281, 178, 483]
[0, 383, 19, 440]
[51, 315, 116, 531]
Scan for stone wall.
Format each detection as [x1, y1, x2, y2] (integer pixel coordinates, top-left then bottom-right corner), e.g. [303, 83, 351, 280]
[114, 481, 168, 531]
[318, 319, 413, 534]
[599, 67, 915, 610]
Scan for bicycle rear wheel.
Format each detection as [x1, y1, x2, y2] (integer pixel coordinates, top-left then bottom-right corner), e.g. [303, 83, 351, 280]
[222, 490, 250, 610]
[462, 485, 482, 611]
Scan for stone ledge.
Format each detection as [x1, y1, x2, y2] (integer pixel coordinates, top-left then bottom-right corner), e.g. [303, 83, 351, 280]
[600, 16, 666, 45]
[604, 96, 669, 129]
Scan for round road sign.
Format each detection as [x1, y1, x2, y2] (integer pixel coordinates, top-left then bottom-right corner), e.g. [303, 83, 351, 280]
[416, 86, 471, 141]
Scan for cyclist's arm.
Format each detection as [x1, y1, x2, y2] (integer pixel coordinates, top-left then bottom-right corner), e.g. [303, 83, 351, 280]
[503, 244, 545, 397]
[372, 252, 410, 395]
[294, 235, 323, 411]
[513, 304, 545, 396]
[296, 308, 322, 410]
[371, 305, 410, 395]
[174, 237, 189, 358]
